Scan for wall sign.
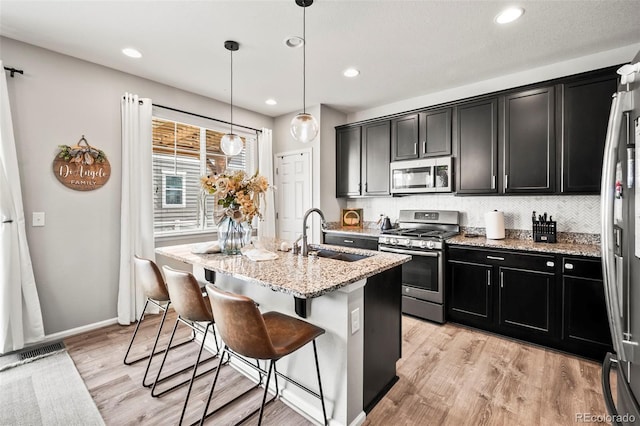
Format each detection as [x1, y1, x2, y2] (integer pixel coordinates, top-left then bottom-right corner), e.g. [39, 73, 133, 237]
[53, 136, 111, 191]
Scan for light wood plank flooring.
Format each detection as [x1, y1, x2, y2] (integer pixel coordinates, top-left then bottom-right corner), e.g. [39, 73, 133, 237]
[65, 312, 611, 425]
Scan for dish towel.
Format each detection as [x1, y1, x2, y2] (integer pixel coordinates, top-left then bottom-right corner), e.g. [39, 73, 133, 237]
[191, 241, 221, 254]
[242, 247, 279, 262]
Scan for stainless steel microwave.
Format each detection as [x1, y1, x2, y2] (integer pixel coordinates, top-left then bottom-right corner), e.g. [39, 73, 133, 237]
[390, 157, 453, 194]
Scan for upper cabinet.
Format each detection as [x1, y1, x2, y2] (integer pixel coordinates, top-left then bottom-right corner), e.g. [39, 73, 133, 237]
[503, 86, 556, 193]
[391, 114, 419, 161]
[419, 108, 452, 157]
[392, 108, 452, 161]
[560, 75, 618, 193]
[362, 121, 391, 195]
[336, 126, 362, 197]
[336, 122, 391, 198]
[456, 98, 498, 194]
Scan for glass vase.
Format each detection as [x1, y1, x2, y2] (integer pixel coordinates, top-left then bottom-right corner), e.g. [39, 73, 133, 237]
[217, 216, 251, 255]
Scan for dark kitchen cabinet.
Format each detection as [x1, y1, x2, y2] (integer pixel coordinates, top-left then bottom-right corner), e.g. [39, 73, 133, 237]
[447, 245, 611, 360]
[561, 257, 612, 359]
[363, 265, 402, 412]
[456, 98, 499, 194]
[504, 86, 556, 193]
[336, 122, 390, 198]
[498, 266, 554, 339]
[447, 259, 493, 328]
[560, 75, 618, 193]
[336, 126, 361, 197]
[391, 114, 419, 161]
[419, 108, 452, 157]
[362, 121, 391, 195]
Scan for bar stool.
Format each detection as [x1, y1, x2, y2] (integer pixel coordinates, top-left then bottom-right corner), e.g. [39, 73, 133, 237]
[156, 266, 221, 425]
[124, 256, 194, 387]
[200, 284, 328, 426]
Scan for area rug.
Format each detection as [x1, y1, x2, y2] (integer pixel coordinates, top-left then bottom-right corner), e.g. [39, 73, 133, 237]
[0, 349, 105, 425]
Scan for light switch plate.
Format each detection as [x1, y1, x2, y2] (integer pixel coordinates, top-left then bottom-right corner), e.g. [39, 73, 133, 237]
[32, 212, 45, 227]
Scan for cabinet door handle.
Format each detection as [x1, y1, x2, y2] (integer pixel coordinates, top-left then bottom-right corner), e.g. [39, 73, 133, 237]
[486, 255, 505, 261]
[565, 263, 574, 270]
[546, 261, 555, 267]
[365, 182, 368, 192]
[413, 142, 417, 155]
[491, 175, 496, 189]
[487, 270, 491, 286]
[505, 174, 509, 189]
[500, 271, 504, 288]
[343, 239, 354, 244]
[422, 140, 427, 154]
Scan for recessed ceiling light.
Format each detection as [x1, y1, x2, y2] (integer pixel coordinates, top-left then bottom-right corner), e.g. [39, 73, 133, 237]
[495, 7, 524, 24]
[343, 68, 360, 78]
[284, 36, 304, 48]
[265, 99, 277, 106]
[122, 47, 142, 58]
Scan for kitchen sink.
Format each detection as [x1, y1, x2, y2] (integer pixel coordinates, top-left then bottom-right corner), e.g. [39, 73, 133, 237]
[312, 249, 370, 262]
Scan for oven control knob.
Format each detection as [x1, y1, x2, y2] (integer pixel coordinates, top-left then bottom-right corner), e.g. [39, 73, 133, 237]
[400, 239, 411, 246]
[379, 237, 388, 244]
[390, 238, 398, 245]
[426, 241, 436, 249]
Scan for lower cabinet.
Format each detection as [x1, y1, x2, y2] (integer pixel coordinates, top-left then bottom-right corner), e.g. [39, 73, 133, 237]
[446, 245, 612, 359]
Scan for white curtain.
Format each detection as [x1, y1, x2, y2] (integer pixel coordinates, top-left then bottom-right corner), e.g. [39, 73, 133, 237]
[258, 128, 276, 238]
[118, 93, 154, 325]
[0, 60, 45, 354]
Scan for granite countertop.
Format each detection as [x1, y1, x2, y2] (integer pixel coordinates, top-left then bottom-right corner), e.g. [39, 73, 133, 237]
[156, 238, 411, 299]
[447, 233, 601, 257]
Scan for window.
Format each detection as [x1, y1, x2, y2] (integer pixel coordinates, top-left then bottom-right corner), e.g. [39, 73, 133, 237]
[161, 171, 186, 208]
[152, 116, 255, 236]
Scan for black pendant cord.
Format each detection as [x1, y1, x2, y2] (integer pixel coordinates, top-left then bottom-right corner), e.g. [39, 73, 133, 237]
[230, 47, 234, 135]
[303, 4, 306, 114]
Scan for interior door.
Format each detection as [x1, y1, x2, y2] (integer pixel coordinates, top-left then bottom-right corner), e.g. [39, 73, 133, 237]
[275, 150, 311, 242]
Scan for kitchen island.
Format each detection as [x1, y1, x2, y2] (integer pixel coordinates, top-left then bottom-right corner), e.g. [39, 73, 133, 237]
[156, 239, 410, 426]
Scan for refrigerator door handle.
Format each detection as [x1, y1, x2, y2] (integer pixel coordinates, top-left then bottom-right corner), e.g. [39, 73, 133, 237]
[601, 353, 623, 426]
[601, 91, 631, 361]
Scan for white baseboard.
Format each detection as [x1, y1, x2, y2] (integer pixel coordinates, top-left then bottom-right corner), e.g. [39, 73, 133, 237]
[39, 317, 119, 345]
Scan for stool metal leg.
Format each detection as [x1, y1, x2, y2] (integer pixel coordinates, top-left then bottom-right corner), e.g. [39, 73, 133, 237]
[257, 360, 274, 426]
[123, 299, 151, 365]
[199, 345, 228, 426]
[178, 323, 212, 426]
[313, 340, 328, 426]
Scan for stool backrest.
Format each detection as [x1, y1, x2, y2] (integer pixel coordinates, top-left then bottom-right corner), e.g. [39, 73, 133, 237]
[162, 266, 213, 322]
[205, 284, 276, 360]
[134, 256, 170, 302]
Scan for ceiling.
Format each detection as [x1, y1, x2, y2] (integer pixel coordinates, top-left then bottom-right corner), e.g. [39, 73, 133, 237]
[1, 1, 639, 118]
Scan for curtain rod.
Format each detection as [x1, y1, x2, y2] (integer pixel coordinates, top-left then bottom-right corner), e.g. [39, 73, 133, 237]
[153, 103, 261, 134]
[4, 67, 24, 78]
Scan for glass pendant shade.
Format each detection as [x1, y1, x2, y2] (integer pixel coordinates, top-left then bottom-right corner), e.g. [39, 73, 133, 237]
[221, 133, 243, 156]
[290, 112, 318, 143]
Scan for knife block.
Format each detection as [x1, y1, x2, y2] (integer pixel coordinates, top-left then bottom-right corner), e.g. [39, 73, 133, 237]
[533, 220, 557, 243]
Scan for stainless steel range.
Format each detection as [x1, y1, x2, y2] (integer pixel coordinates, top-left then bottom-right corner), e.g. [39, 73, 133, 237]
[378, 210, 459, 323]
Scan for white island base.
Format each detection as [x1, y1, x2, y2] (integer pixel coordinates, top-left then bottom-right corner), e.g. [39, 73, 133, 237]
[194, 267, 367, 426]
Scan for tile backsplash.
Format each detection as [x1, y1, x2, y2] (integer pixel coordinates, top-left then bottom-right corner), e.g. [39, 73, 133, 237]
[347, 194, 600, 234]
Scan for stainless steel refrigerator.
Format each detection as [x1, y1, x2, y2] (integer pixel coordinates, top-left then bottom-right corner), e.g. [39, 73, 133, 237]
[601, 51, 640, 425]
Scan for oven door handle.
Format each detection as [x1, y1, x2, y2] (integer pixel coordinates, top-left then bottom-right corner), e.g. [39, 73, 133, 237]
[380, 247, 439, 257]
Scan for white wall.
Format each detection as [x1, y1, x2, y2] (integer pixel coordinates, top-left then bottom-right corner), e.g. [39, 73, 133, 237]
[348, 43, 640, 123]
[1, 37, 274, 335]
[272, 104, 348, 242]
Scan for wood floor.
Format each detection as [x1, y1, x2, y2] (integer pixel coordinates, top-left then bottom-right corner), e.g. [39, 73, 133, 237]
[65, 312, 611, 425]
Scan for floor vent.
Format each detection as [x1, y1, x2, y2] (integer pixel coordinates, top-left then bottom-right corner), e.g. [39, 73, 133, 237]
[19, 341, 66, 360]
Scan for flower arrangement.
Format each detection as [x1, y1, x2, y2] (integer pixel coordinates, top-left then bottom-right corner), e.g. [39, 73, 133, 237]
[200, 170, 270, 224]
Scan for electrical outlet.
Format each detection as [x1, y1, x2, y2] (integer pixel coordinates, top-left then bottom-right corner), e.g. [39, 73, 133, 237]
[350, 308, 360, 334]
[32, 212, 45, 227]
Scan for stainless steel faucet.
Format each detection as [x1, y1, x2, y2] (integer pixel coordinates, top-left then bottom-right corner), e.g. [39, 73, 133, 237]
[301, 208, 326, 256]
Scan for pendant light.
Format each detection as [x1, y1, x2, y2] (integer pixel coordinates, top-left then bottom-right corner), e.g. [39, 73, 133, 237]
[290, 0, 319, 144]
[221, 40, 243, 156]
